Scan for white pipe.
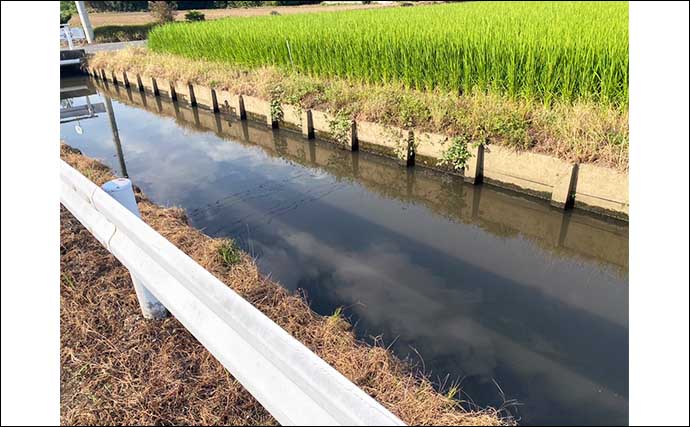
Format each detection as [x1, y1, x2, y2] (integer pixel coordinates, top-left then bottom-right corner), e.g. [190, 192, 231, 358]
[74, 1, 94, 44]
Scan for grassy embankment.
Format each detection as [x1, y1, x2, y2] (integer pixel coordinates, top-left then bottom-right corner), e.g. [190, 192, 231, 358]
[91, 2, 629, 170]
[60, 144, 511, 425]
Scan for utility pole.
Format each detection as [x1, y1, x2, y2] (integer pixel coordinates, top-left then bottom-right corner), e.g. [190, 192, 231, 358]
[75, 1, 94, 44]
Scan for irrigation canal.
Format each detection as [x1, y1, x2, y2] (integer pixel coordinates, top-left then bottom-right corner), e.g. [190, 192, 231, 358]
[60, 76, 629, 426]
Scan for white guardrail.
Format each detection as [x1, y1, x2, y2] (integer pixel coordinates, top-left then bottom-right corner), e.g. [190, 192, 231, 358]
[60, 160, 405, 426]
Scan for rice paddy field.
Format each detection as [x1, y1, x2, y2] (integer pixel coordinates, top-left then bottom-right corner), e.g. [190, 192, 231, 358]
[148, 1, 629, 107]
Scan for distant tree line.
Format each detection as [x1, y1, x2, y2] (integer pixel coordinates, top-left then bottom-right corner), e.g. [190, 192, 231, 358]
[82, 1, 322, 12]
[213, 1, 322, 7]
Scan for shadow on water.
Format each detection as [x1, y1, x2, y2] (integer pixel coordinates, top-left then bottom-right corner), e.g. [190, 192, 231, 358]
[60, 76, 629, 426]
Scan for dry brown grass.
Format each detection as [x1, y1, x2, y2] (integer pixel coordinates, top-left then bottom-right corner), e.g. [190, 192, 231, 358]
[88, 48, 629, 171]
[60, 144, 512, 426]
[68, 4, 393, 27]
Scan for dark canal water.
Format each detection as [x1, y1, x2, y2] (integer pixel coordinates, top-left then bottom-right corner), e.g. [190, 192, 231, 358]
[60, 76, 629, 426]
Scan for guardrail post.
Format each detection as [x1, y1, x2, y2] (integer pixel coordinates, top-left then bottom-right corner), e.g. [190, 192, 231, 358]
[102, 178, 169, 319]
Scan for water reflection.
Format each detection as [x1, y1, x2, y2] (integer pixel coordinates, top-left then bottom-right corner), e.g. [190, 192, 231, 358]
[60, 76, 629, 426]
[103, 96, 129, 177]
[60, 81, 128, 177]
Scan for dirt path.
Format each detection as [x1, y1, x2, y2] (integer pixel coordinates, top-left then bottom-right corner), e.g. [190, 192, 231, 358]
[68, 3, 393, 27]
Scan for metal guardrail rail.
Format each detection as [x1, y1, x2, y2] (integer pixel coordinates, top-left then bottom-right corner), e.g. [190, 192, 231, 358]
[60, 160, 405, 426]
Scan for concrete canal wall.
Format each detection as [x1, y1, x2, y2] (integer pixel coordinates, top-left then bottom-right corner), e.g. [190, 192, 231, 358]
[89, 68, 629, 220]
[94, 78, 628, 269]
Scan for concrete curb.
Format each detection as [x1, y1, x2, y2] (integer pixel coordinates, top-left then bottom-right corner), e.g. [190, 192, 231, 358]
[192, 84, 218, 112]
[173, 80, 196, 106]
[573, 164, 629, 219]
[280, 104, 302, 131]
[242, 95, 270, 122]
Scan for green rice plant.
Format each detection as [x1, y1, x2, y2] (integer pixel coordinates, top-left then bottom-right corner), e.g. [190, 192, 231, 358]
[149, 2, 628, 106]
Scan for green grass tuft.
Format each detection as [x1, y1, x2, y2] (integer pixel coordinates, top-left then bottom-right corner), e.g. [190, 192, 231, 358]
[217, 239, 242, 266]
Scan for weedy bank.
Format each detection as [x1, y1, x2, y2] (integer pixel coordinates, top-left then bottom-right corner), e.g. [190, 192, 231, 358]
[60, 145, 511, 425]
[148, 1, 629, 106]
[89, 48, 629, 170]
